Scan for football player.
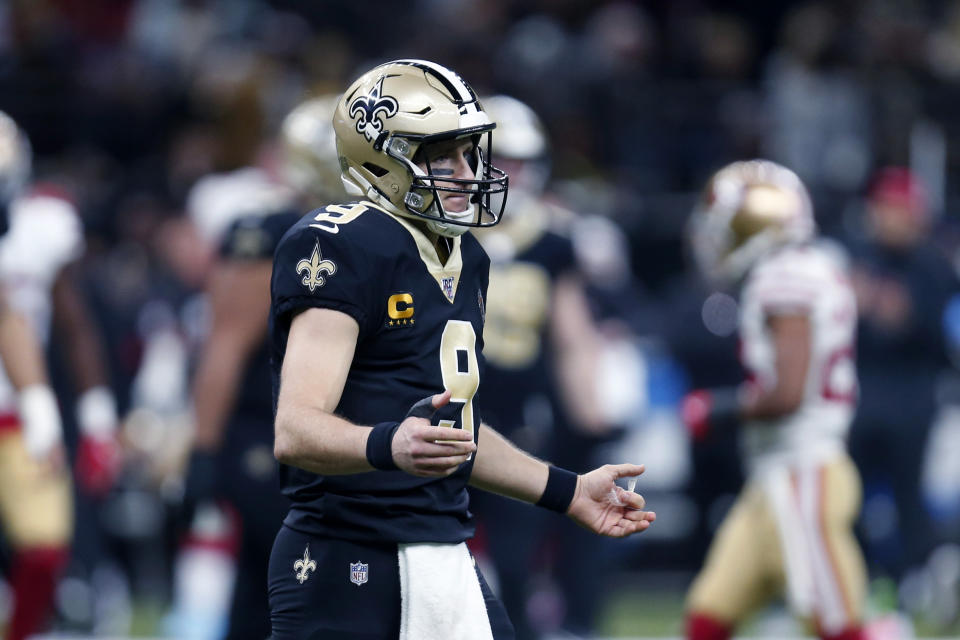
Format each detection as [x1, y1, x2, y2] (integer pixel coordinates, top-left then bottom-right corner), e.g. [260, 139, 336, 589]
[681, 160, 867, 640]
[267, 59, 655, 639]
[469, 94, 616, 639]
[0, 110, 121, 639]
[180, 94, 342, 640]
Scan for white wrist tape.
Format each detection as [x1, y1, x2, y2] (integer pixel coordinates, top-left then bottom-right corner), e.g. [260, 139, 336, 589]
[76, 385, 118, 438]
[18, 384, 64, 459]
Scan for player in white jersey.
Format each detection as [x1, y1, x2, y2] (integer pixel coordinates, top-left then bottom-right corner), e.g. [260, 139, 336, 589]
[681, 160, 868, 640]
[0, 111, 121, 640]
[739, 242, 858, 470]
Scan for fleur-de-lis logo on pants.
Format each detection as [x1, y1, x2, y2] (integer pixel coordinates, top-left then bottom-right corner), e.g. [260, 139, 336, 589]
[294, 545, 317, 584]
[297, 243, 337, 292]
[349, 75, 399, 142]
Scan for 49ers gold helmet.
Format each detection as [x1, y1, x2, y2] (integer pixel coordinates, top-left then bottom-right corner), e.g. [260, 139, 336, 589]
[689, 159, 815, 283]
[333, 59, 508, 237]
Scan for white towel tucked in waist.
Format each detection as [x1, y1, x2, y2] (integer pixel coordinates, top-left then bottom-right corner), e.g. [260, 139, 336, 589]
[398, 541, 494, 640]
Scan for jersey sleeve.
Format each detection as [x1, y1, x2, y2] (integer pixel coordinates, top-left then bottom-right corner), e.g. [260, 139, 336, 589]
[218, 211, 302, 261]
[747, 248, 828, 315]
[271, 216, 382, 339]
[0, 195, 84, 282]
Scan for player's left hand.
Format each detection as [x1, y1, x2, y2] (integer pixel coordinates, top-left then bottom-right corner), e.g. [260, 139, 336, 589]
[566, 463, 655, 537]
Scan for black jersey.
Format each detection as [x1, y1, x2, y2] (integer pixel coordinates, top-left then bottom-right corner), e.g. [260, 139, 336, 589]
[269, 202, 489, 543]
[476, 219, 576, 445]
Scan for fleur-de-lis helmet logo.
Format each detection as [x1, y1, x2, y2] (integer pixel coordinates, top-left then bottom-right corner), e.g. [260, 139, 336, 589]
[349, 75, 399, 142]
[297, 242, 337, 292]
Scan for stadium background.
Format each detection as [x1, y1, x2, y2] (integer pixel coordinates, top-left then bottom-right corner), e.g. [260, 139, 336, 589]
[2, 0, 960, 638]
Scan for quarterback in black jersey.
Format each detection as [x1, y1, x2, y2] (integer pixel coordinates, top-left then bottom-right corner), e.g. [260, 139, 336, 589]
[268, 59, 655, 640]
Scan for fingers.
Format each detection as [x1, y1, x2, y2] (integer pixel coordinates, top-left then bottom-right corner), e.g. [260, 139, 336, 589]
[409, 454, 473, 477]
[413, 437, 476, 457]
[396, 417, 474, 446]
[423, 425, 473, 442]
[621, 508, 656, 523]
[405, 437, 473, 477]
[394, 419, 475, 477]
[614, 486, 645, 510]
[431, 389, 452, 409]
[394, 393, 470, 477]
[608, 510, 657, 537]
[608, 463, 645, 479]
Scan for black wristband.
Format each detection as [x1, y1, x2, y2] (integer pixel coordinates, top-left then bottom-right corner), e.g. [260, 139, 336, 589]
[366, 421, 401, 471]
[536, 466, 578, 513]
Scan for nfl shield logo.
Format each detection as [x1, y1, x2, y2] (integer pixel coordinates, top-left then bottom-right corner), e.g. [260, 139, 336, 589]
[350, 561, 369, 586]
[441, 276, 455, 301]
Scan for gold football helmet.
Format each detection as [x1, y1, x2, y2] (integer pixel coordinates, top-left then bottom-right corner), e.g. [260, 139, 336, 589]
[333, 59, 508, 237]
[690, 159, 815, 283]
[0, 111, 31, 207]
[280, 94, 344, 207]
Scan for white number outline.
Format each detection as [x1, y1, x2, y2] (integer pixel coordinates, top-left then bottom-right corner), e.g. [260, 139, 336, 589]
[309, 203, 368, 234]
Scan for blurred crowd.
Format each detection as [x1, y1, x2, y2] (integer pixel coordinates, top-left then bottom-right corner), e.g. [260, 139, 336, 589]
[3, 0, 960, 637]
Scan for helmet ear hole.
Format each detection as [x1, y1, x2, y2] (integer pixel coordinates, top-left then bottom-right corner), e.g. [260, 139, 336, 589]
[363, 162, 389, 178]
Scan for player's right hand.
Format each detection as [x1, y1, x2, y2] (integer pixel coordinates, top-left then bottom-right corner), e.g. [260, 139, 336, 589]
[392, 390, 477, 477]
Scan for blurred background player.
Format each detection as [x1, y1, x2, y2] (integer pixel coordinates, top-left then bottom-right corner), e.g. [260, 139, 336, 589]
[0, 110, 121, 639]
[845, 167, 957, 598]
[681, 160, 867, 640]
[0, 108, 69, 640]
[470, 94, 620, 639]
[176, 94, 342, 640]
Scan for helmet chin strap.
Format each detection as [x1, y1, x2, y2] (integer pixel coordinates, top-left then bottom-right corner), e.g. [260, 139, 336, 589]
[425, 204, 472, 237]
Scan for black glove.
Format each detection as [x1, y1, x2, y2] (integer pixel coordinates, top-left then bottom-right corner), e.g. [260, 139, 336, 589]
[405, 395, 439, 420]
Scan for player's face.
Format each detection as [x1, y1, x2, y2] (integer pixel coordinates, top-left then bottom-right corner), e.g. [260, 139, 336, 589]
[868, 200, 928, 248]
[417, 138, 477, 214]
